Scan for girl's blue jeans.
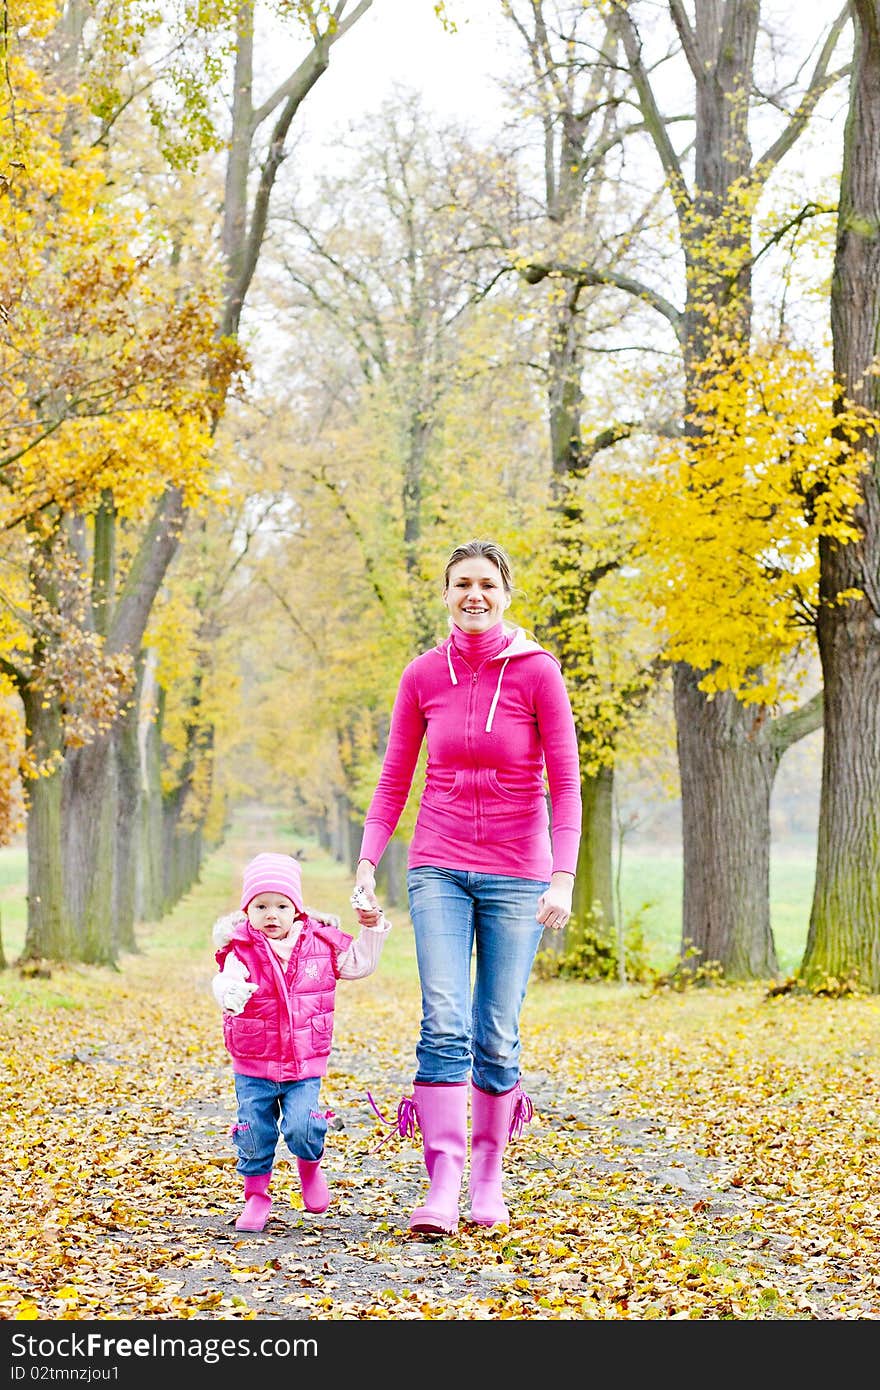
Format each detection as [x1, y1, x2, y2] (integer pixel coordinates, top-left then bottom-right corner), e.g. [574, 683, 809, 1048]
[231, 1074, 327, 1176]
[406, 865, 548, 1095]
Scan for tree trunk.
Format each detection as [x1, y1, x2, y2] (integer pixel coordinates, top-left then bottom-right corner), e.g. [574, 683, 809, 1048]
[540, 0, 846, 977]
[383, 837, 406, 909]
[112, 656, 146, 953]
[332, 792, 349, 863]
[17, 4, 372, 967]
[158, 697, 207, 915]
[14, 528, 68, 961]
[172, 826, 202, 901]
[803, 0, 880, 991]
[62, 735, 117, 965]
[541, 762, 613, 957]
[672, 2, 780, 977]
[20, 692, 69, 962]
[138, 675, 165, 922]
[161, 790, 188, 911]
[570, 762, 614, 940]
[675, 669, 778, 976]
[313, 814, 332, 853]
[541, 29, 618, 941]
[402, 414, 435, 651]
[546, 286, 617, 939]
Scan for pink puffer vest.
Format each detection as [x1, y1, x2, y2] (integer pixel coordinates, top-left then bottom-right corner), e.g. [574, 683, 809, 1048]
[215, 916, 353, 1083]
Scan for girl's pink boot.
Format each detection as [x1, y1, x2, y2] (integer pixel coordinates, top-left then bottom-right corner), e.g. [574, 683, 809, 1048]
[235, 1172, 272, 1232]
[297, 1158, 330, 1213]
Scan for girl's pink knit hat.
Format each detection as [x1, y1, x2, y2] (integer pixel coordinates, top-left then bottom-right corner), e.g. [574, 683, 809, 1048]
[240, 852, 304, 912]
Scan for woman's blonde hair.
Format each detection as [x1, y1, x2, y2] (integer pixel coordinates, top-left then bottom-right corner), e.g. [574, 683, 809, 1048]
[442, 539, 514, 595]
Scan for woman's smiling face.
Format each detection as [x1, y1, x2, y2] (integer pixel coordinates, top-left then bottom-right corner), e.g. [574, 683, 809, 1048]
[444, 555, 511, 632]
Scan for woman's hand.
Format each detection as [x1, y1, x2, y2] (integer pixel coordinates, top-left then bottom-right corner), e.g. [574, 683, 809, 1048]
[355, 857, 380, 909]
[535, 872, 574, 932]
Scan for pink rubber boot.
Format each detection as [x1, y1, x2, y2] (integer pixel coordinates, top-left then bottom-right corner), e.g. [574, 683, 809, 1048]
[469, 1082, 533, 1227]
[235, 1171, 272, 1232]
[297, 1158, 330, 1213]
[409, 1082, 468, 1235]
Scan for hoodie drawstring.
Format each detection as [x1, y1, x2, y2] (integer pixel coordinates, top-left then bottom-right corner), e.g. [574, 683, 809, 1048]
[485, 658, 509, 732]
[446, 639, 515, 730]
[446, 645, 458, 686]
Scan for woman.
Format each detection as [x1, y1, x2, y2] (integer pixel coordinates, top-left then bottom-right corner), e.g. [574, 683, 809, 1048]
[355, 538, 581, 1234]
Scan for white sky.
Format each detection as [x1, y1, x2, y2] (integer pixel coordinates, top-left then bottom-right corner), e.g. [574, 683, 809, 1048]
[265, 0, 846, 358]
[296, 0, 511, 144]
[294, 0, 850, 154]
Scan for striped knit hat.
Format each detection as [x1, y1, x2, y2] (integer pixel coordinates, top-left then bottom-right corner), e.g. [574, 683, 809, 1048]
[239, 853, 303, 913]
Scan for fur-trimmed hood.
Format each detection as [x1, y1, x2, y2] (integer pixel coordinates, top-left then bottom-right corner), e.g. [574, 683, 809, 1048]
[212, 911, 247, 951]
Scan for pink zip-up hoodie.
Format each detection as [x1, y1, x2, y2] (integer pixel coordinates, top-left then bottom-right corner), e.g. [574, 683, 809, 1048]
[359, 623, 582, 880]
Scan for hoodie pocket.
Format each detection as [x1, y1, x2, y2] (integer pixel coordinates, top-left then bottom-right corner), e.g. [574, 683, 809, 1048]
[424, 768, 465, 801]
[418, 769, 468, 834]
[486, 769, 542, 803]
[482, 772, 549, 840]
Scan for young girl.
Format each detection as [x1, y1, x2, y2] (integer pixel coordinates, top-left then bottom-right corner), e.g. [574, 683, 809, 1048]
[212, 851, 390, 1232]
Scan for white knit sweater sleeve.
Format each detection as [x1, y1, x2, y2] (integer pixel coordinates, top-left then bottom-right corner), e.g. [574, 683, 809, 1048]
[338, 915, 391, 981]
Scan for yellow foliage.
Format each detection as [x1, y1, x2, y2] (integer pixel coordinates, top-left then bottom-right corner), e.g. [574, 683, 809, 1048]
[631, 342, 869, 704]
[0, 683, 25, 842]
[0, 27, 241, 503]
[0, 11, 245, 819]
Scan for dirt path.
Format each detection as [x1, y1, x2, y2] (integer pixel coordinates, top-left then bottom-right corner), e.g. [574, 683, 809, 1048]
[134, 1031, 878, 1321]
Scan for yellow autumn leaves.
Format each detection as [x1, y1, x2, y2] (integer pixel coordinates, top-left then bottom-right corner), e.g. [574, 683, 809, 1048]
[632, 343, 869, 704]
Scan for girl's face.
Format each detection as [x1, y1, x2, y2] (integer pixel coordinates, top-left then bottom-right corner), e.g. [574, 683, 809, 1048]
[246, 893, 298, 939]
[444, 556, 511, 633]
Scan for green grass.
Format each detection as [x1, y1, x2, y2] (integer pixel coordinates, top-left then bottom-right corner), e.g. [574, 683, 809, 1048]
[619, 845, 816, 976]
[0, 829, 816, 981]
[0, 844, 27, 964]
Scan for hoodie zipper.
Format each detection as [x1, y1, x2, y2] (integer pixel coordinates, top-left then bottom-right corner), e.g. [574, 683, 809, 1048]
[459, 655, 490, 841]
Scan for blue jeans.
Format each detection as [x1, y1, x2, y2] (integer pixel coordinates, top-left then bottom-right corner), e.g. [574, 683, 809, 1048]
[406, 866, 548, 1094]
[231, 1074, 327, 1176]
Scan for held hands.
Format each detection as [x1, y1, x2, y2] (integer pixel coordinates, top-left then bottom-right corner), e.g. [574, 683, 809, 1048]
[535, 873, 574, 932]
[221, 980, 257, 1015]
[354, 859, 380, 911]
[351, 882, 383, 929]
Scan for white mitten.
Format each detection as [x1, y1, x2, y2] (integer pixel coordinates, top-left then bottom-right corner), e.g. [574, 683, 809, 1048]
[212, 912, 246, 949]
[350, 886, 377, 911]
[221, 980, 257, 1015]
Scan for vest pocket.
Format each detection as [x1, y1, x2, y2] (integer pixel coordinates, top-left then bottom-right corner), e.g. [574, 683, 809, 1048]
[226, 1015, 268, 1057]
[310, 1014, 333, 1056]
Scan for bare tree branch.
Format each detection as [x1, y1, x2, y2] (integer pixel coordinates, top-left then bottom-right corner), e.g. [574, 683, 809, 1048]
[610, 0, 689, 205]
[521, 258, 683, 337]
[770, 689, 824, 763]
[755, 5, 851, 179]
